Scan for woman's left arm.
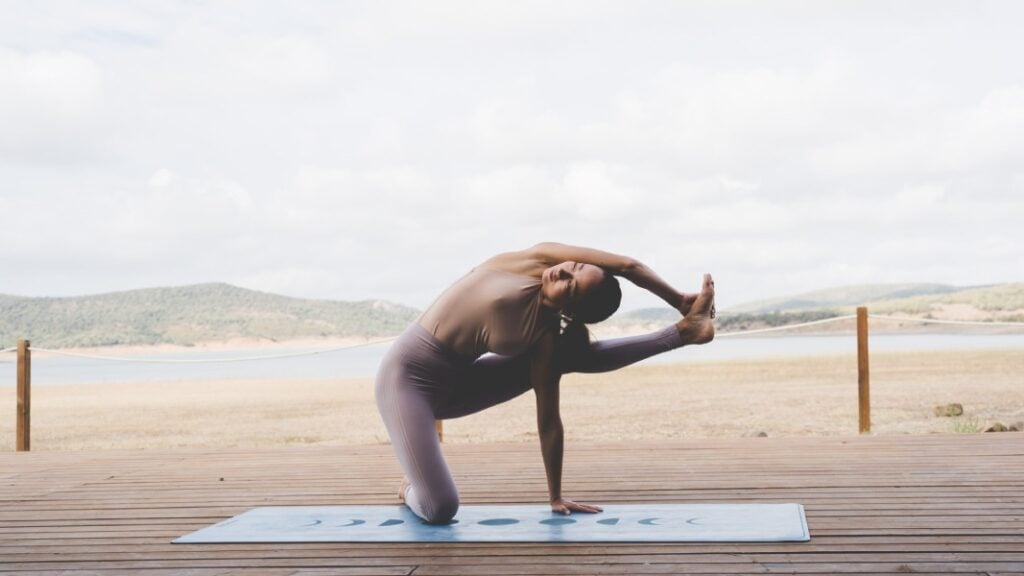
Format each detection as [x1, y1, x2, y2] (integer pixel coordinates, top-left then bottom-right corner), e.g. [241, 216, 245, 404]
[532, 335, 563, 503]
[529, 242, 686, 311]
[532, 333, 603, 515]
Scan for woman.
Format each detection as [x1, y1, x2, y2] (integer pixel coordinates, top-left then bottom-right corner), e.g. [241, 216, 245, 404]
[375, 242, 715, 524]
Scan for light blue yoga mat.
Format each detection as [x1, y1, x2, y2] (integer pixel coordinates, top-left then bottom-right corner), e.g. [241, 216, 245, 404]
[174, 503, 809, 543]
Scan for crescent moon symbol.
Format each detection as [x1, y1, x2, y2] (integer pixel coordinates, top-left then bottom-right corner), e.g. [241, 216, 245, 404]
[638, 517, 661, 526]
[336, 519, 366, 527]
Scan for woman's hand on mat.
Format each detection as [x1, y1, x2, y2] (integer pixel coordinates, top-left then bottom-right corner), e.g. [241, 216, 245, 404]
[551, 497, 603, 515]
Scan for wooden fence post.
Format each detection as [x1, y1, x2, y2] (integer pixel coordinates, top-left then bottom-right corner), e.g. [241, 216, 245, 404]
[435, 419, 444, 442]
[857, 307, 870, 434]
[17, 339, 31, 451]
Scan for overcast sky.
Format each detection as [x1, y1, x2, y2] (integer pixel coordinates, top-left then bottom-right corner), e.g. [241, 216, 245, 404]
[1, 1, 1022, 312]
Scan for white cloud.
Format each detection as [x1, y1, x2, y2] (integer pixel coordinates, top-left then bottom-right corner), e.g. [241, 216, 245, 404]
[229, 35, 333, 93]
[0, 48, 103, 159]
[953, 85, 1024, 171]
[0, 1, 1022, 310]
[562, 162, 635, 221]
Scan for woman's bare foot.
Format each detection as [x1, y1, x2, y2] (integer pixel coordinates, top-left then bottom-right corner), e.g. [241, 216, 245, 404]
[398, 477, 411, 503]
[676, 273, 716, 345]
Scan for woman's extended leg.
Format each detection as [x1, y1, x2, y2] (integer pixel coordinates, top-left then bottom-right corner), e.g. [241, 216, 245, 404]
[434, 275, 717, 421]
[435, 353, 533, 420]
[435, 324, 685, 420]
[559, 324, 682, 374]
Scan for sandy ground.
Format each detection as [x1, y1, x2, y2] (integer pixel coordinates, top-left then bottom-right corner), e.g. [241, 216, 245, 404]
[1, 348, 1022, 451]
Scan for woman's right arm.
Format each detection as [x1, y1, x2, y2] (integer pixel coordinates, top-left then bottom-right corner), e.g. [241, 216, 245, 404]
[482, 242, 692, 313]
[529, 242, 687, 311]
[528, 242, 636, 274]
[480, 242, 637, 277]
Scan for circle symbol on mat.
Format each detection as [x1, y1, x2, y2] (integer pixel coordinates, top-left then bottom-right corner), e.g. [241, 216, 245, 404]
[540, 518, 576, 526]
[479, 518, 519, 526]
[638, 518, 661, 526]
[379, 519, 404, 526]
[336, 519, 366, 527]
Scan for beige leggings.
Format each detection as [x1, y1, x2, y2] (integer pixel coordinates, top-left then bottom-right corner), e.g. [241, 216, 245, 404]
[374, 322, 683, 524]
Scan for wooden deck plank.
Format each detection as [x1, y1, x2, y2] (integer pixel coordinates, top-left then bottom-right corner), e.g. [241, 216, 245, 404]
[0, 434, 1022, 575]
[2, 550, 1024, 564]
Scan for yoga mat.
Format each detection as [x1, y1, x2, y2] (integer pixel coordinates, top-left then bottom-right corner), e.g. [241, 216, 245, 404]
[174, 503, 809, 543]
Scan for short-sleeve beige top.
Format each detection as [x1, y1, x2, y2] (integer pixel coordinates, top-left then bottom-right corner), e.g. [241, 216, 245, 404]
[416, 266, 557, 359]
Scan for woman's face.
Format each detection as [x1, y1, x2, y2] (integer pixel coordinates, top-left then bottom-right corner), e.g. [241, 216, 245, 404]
[540, 261, 605, 311]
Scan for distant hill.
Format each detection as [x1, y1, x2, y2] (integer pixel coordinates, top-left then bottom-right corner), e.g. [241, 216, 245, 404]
[727, 283, 970, 313]
[0, 283, 420, 349]
[4, 281, 1021, 349]
[868, 283, 1024, 315]
[608, 282, 1024, 333]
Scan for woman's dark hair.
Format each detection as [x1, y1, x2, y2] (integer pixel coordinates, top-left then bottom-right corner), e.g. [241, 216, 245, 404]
[555, 268, 621, 363]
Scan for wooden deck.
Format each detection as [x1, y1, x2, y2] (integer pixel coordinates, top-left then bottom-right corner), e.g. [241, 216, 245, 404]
[2, 434, 1023, 575]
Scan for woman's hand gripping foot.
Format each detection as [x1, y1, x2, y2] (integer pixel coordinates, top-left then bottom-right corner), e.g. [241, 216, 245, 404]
[676, 273, 716, 345]
[677, 286, 715, 319]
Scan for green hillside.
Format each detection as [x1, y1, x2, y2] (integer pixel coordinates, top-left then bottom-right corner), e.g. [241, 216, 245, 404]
[728, 283, 968, 313]
[608, 307, 843, 333]
[611, 282, 1024, 332]
[868, 283, 1024, 315]
[4, 281, 1019, 349]
[0, 283, 421, 349]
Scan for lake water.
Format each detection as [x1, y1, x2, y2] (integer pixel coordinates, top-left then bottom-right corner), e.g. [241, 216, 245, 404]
[2, 333, 1023, 387]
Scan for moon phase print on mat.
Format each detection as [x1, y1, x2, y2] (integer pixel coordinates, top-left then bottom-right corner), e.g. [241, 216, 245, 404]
[174, 504, 810, 543]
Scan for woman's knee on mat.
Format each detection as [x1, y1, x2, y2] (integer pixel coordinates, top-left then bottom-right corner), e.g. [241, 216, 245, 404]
[421, 487, 459, 524]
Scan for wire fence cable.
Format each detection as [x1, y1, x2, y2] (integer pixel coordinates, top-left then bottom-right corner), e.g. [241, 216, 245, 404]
[715, 314, 859, 338]
[25, 338, 397, 364]
[868, 314, 1024, 327]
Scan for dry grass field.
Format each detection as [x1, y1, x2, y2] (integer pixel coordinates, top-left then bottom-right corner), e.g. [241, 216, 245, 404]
[1, 348, 1022, 451]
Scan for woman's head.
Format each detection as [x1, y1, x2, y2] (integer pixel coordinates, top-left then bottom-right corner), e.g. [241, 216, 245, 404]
[540, 261, 621, 324]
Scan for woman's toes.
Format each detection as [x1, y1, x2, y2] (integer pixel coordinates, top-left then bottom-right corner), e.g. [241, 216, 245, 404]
[398, 477, 411, 502]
